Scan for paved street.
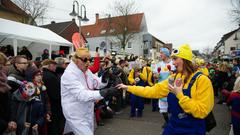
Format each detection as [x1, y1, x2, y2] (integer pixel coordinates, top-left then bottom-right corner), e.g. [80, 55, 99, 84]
[95, 100, 231, 135]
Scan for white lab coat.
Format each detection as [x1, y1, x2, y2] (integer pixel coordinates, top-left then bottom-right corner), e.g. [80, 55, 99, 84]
[61, 61, 106, 135]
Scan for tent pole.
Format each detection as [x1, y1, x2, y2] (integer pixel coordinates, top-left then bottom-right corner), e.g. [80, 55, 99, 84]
[13, 39, 17, 56]
[49, 44, 52, 59]
[70, 46, 74, 54]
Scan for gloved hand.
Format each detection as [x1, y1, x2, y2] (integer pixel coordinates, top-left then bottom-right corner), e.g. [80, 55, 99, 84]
[99, 87, 119, 98]
[101, 68, 112, 83]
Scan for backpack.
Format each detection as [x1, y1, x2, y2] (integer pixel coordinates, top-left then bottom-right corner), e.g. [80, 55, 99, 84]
[188, 72, 217, 132]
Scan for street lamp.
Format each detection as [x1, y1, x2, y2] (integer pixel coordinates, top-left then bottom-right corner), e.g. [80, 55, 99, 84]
[69, 0, 89, 48]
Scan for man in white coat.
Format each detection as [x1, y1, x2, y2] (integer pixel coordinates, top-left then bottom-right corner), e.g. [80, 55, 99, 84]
[61, 48, 116, 135]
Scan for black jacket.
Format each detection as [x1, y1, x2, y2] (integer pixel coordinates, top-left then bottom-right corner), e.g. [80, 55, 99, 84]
[55, 66, 65, 78]
[19, 50, 33, 60]
[42, 68, 61, 102]
[10, 93, 44, 135]
[0, 92, 11, 134]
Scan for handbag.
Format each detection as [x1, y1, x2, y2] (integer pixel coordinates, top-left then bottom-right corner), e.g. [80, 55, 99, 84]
[205, 111, 217, 132]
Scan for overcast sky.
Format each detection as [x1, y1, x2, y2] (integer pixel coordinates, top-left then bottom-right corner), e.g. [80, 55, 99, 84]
[44, 0, 238, 51]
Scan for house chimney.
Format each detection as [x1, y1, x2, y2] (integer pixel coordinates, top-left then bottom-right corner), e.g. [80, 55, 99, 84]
[95, 13, 99, 24]
[51, 21, 55, 24]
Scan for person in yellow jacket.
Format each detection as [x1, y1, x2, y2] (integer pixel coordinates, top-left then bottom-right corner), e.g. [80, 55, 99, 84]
[128, 64, 147, 117]
[117, 44, 214, 135]
[194, 58, 209, 77]
[198, 59, 209, 76]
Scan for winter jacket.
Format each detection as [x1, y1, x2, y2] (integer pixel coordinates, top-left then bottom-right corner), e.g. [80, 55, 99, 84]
[89, 56, 100, 74]
[0, 92, 11, 134]
[7, 65, 26, 93]
[42, 68, 61, 102]
[10, 91, 44, 135]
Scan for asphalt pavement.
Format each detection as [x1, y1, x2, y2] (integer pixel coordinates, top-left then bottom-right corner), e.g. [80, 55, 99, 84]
[95, 100, 231, 135]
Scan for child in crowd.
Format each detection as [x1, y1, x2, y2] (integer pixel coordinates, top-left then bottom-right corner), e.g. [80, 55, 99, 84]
[11, 81, 44, 135]
[32, 70, 51, 135]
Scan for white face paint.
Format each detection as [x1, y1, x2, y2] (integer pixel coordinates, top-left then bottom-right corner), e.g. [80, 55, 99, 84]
[24, 82, 35, 96]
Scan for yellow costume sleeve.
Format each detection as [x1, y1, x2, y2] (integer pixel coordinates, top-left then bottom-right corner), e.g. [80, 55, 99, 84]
[147, 71, 154, 86]
[128, 69, 135, 85]
[176, 75, 214, 119]
[139, 67, 147, 82]
[127, 79, 169, 99]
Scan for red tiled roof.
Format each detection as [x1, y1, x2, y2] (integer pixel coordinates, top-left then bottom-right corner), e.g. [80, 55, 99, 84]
[0, 0, 29, 17]
[81, 13, 144, 38]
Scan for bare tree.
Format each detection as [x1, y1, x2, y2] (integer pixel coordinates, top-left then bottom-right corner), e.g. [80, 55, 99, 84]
[202, 46, 213, 59]
[231, 0, 240, 24]
[108, 0, 138, 51]
[13, 0, 49, 25]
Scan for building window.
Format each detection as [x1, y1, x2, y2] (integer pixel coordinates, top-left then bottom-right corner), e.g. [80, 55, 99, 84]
[127, 42, 132, 49]
[230, 47, 236, 51]
[237, 44, 240, 50]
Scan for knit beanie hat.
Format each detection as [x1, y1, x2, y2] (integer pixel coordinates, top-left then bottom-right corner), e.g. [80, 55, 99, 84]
[32, 69, 42, 79]
[171, 44, 192, 62]
[160, 48, 170, 57]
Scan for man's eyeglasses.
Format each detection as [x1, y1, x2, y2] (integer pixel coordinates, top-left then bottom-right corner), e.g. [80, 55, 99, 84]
[76, 56, 92, 63]
[17, 62, 28, 65]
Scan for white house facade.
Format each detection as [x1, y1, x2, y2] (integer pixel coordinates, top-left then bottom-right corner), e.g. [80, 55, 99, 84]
[82, 13, 164, 58]
[213, 25, 240, 58]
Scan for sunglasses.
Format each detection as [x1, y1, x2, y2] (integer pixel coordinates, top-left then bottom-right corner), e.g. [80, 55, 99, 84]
[76, 56, 92, 63]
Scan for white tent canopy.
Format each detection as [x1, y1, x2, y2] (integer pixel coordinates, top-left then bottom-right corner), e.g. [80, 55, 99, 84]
[0, 18, 73, 59]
